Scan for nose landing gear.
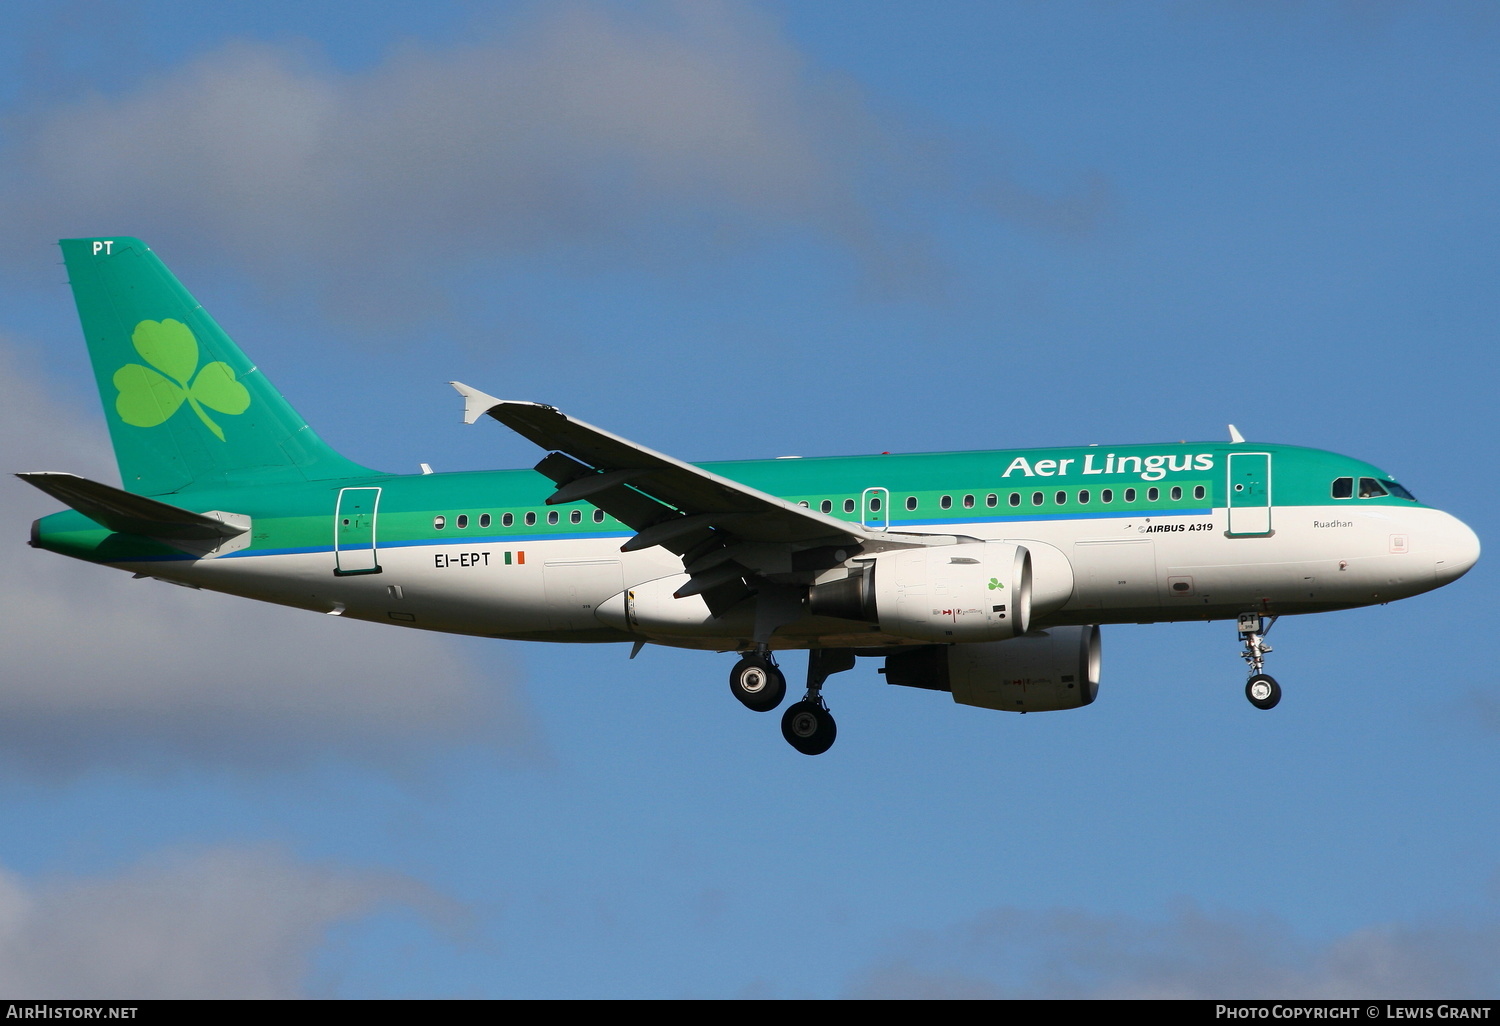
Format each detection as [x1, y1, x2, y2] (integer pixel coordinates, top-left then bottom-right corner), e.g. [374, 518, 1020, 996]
[1237, 612, 1281, 710]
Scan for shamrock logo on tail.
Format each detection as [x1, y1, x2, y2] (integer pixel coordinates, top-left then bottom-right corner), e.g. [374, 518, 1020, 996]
[113, 319, 250, 441]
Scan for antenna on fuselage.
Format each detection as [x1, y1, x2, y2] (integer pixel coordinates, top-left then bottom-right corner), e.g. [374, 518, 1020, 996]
[1227, 424, 1245, 443]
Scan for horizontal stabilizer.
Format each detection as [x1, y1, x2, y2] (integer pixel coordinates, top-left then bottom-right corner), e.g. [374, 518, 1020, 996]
[18, 472, 250, 557]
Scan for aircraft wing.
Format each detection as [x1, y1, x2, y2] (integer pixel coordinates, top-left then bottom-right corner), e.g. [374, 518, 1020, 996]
[451, 383, 950, 614]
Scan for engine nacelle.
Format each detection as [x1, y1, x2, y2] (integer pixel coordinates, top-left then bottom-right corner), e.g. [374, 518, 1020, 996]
[882, 625, 1101, 713]
[811, 542, 1032, 643]
[1007, 538, 1074, 617]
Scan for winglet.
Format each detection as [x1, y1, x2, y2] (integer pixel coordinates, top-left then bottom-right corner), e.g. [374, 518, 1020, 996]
[1228, 424, 1245, 443]
[449, 381, 503, 425]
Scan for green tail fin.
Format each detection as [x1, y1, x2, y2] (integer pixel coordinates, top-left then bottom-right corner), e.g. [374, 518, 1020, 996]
[60, 237, 378, 495]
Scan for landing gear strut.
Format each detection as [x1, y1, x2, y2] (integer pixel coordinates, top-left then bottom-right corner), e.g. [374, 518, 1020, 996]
[1237, 612, 1281, 710]
[780, 649, 854, 755]
[729, 650, 786, 712]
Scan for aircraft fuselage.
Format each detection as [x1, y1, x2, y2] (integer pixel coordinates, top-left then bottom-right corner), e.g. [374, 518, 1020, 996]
[32, 439, 1479, 652]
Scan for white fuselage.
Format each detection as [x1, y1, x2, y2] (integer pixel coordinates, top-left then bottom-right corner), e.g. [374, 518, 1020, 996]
[118, 501, 1480, 653]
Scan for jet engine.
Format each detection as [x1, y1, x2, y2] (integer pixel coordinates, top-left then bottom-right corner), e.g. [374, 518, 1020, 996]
[881, 625, 1101, 713]
[809, 542, 1032, 643]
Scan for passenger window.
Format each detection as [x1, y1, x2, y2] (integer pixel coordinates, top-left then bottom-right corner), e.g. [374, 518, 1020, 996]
[593, 509, 605, 523]
[940, 495, 952, 510]
[1102, 489, 1113, 503]
[820, 500, 832, 514]
[1054, 490, 1066, 505]
[502, 512, 514, 527]
[524, 512, 536, 526]
[906, 496, 918, 511]
[844, 498, 856, 513]
[571, 509, 582, 524]
[1147, 487, 1159, 502]
[1032, 492, 1044, 506]
[457, 514, 469, 529]
[869, 497, 882, 512]
[1124, 488, 1137, 503]
[1193, 486, 1205, 500]
[986, 494, 997, 507]
[1331, 477, 1353, 499]
[1359, 478, 1388, 498]
[433, 516, 446, 530]
[1009, 493, 1021, 507]
[1170, 486, 1182, 501]
[479, 513, 491, 528]
[547, 511, 559, 525]
[962, 494, 974, 508]
[1078, 490, 1090, 504]
[798, 501, 809, 508]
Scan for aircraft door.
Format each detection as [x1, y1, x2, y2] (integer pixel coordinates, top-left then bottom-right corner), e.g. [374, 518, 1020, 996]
[334, 486, 382, 575]
[1227, 453, 1272, 536]
[861, 487, 889, 532]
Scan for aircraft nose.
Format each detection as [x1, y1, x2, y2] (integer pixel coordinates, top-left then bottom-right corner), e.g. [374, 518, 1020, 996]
[1433, 511, 1481, 585]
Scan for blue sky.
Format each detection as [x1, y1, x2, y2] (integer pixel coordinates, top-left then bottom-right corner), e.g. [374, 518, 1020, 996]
[0, 0, 1496, 998]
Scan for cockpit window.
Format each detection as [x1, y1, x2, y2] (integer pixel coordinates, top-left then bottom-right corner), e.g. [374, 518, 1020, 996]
[1384, 480, 1417, 501]
[1331, 477, 1353, 499]
[1358, 477, 1388, 498]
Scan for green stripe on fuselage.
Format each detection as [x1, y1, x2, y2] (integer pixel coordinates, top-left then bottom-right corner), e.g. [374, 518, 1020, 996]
[31, 441, 1423, 564]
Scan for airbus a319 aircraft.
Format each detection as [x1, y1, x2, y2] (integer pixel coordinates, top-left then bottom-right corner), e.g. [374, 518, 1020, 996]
[22, 238, 1481, 754]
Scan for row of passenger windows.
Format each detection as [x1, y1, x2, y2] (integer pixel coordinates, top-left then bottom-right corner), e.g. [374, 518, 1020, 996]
[433, 508, 608, 530]
[432, 483, 1214, 532]
[1331, 477, 1416, 501]
[799, 485, 1206, 514]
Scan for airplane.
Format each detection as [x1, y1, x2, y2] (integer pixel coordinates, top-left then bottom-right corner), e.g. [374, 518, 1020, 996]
[20, 238, 1481, 755]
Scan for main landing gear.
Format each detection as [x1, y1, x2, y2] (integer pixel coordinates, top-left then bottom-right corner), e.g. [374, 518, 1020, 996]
[731, 648, 853, 754]
[729, 651, 786, 712]
[1237, 612, 1281, 710]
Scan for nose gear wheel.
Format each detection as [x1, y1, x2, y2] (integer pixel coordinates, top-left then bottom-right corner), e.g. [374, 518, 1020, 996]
[1246, 673, 1281, 710]
[1237, 613, 1282, 710]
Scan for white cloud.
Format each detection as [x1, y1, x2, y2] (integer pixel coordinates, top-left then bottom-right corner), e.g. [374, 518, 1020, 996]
[0, 337, 536, 775]
[0, 845, 447, 998]
[845, 902, 1500, 999]
[0, 2, 1108, 327]
[0, 3, 878, 323]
